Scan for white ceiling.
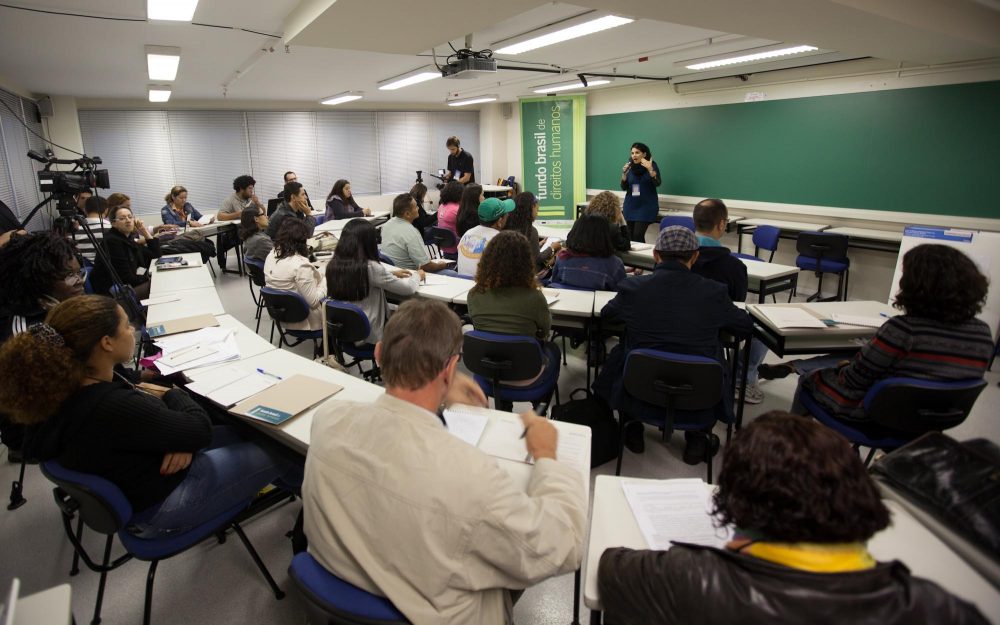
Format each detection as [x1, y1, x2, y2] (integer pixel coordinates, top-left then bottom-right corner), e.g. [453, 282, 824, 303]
[0, 0, 997, 107]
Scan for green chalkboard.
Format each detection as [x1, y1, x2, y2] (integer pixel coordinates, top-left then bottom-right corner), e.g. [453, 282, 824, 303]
[586, 81, 1000, 218]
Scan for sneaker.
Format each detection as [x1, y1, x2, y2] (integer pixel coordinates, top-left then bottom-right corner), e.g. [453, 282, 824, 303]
[624, 422, 645, 454]
[683, 433, 720, 465]
[736, 383, 764, 404]
[757, 363, 794, 380]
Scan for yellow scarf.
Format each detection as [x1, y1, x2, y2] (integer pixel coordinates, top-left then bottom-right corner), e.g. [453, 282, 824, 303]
[741, 541, 876, 573]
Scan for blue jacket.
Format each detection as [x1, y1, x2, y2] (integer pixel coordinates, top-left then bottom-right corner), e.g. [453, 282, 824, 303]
[621, 161, 661, 222]
[593, 260, 753, 427]
[692, 245, 748, 303]
[160, 202, 202, 226]
[550, 253, 627, 291]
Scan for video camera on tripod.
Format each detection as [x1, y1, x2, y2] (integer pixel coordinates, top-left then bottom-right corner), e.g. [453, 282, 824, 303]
[28, 149, 110, 216]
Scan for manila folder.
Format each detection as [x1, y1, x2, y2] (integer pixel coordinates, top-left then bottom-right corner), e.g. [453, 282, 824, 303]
[147, 313, 219, 338]
[231, 374, 342, 425]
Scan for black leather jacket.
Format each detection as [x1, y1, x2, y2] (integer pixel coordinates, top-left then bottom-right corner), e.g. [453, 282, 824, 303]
[598, 544, 987, 625]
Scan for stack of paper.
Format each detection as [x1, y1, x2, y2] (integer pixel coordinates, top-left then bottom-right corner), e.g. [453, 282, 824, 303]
[622, 479, 734, 551]
[756, 306, 827, 329]
[154, 326, 240, 374]
[185, 365, 278, 406]
[442, 408, 490, 446]
[477, 413, 589, 475]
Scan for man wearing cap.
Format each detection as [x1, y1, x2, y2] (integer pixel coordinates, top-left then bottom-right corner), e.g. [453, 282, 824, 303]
[457, 197, 515, 276]
[593, 226, 753, 463]
[380, 193, 453, 272]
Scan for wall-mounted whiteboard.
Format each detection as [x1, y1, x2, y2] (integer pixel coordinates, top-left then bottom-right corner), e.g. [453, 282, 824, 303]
[889, 226, 1000, 341]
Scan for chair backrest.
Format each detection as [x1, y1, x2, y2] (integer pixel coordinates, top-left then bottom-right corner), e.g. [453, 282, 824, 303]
[865, 377, 987, 433]
[622, 349, 723, 411]
[260, 287, 311, 324]
[378, 252, 396, 267]
[289, 552, 409, 625]
[752, 225, 780, 255]
[83, 264, 95, 294]
[796, 231, 849, 260]
[40, 461, 131, 534]
[430, 227, 457, 249]
[659, 216, 696, 232]
[463, 331, 546, 382]
[325, 300, 373, 345]
[244, 256, 267, 287]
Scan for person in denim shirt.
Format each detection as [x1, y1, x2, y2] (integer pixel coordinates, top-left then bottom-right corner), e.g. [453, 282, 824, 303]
[550, 214, 626, 291]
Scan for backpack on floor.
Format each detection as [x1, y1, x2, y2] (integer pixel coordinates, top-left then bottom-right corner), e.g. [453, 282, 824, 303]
[551, 390, 620, 468]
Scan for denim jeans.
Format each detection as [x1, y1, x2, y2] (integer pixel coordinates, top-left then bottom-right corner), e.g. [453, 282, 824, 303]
[791, 354, 846, 375]
[129, 426, 302, 538]
[737, 338, 770, 385]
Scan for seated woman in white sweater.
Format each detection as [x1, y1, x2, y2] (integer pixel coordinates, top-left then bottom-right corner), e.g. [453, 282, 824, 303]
[325, 219, 423, 343]
[264, 218, 326, 331]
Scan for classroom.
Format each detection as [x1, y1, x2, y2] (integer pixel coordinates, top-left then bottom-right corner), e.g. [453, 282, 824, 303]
[1, 1, 999, 623]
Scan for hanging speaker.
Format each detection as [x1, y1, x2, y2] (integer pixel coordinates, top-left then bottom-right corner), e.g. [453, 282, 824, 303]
[37, 95, 54, 118]
[500, 102, 513, 119]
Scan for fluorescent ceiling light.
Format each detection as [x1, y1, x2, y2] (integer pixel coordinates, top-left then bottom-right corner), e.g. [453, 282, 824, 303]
[321, 92, 364, 106]
[682, 44, 818, 70]
[378, 67, 441, 91]
[146, 46, 181, 81]
[532, 78, 611, 94]
[148, 86, 172, 103]
[447, 95, 498, 107]
[147, 0, 199, 21]
[494, 14, 633, 55]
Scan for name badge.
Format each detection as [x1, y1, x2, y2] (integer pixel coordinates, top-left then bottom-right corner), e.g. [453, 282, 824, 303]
[454, 170, 461, 178]
[137, 267, 148, 276]
[632, 184, 640, 196]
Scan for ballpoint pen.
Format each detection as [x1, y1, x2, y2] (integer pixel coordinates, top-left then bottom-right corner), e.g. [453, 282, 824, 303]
[256, 368, 283, 381]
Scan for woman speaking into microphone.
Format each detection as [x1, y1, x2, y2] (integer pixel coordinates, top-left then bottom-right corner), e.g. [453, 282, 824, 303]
[619, 142, 661, 242]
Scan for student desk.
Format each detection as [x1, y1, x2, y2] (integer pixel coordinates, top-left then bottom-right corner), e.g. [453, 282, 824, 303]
[748, 300, 894, 356]
[188, 217, 242, 276]
[738, 257, 799, 303]
[214, 314, 277, 360]
[314, 212, 391, 234]
[582, 475, 1000, 623]
[534, 221, 575, 239]
[148, 252, 203, 273]
[824, 226, 903, 253]
[145, 287, 225, 325]
[148, 262, 216, 297]
[735, 218, 830, 253]
[407, 274, 474, 304]
[453, 287, 596, 330]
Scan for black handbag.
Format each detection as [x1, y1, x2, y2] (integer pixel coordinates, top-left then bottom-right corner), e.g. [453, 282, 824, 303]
[551, 389, 619, 468]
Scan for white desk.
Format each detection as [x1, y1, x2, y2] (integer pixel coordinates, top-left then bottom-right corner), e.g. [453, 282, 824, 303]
[452, 288, 595, 326]
[535, 221, 576, 239]
[738, 257, 799, 303]
[12, 583, 73, 625]
[824, 226, 904, 253]
[748, 300, 895, 355]
[145, 287, 225, 325]
[482, 185, 513, 196]
[411, 274, 474, 303]
[214, 314, 277, 360]
[583, 476, 1000, 620]
[148, 264, 216, 296]
[314, 212, 390, 234]
[185, 348, 384, 454]
[148, 252, 203, 273]
[594, 291, 617, 316]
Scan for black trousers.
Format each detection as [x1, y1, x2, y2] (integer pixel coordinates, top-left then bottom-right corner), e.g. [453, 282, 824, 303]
[626, 220, 652, 243]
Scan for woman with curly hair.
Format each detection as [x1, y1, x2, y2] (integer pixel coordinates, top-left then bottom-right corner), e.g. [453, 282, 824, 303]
[468, 230, 557, 395]
[759, 244, 993, 422]
[584, 190, 630, 252]
[598, 411, 987, 624]
[264, 218, 326, 331]
[0, 295, 301, 539]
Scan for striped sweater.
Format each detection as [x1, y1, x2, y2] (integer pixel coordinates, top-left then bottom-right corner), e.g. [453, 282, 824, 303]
[801, 315, 994, 421]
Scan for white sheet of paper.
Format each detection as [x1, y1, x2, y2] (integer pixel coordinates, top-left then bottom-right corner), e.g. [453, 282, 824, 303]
[186, 366, 253, 398]
[208, 373, 277, 407]
[443, 408, 490, 447]
[757, 306, 828, 329]
[155, 332, 240, 375]
[157, 344, 219, 367]
[630, 242, 654, 251]
[830, 313, 888, 328]
[545, 293, 560, 306]
[478, 414, 531, 464]
[622, 480, 734, 551]
[420, 274, 453, 286]
[140, 295, 181, 306]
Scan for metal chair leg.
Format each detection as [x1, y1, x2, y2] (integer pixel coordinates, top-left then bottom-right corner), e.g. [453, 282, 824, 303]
[91, 535, 115, 625]
[143, 560, 159, 625]
[231, 523, 286, 600]
[70, 516, 84, 575]
[7, 457, 27, 510]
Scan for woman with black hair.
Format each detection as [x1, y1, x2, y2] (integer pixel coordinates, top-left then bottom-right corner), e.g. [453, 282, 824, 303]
[93, 204, 162, 299]
[409, 182, 437, 235]
[598, 411, 987, 624]
[620, 142, 661, 242]
[761, 244, 994, 422]
[325, 179, 371, 221]
[456, 183, 484, 237]
[435, 181, 464, 259]
[325, 220, 422, 343]
[505, 191, 559, 273]
[0, 295, 301, 539]
[264, 219, 326, 331]
[550, 214, 627, 291]
[239, 206, 273, 262]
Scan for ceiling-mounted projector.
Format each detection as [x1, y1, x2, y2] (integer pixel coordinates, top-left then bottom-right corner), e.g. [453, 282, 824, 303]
[441, 50, 497, 79]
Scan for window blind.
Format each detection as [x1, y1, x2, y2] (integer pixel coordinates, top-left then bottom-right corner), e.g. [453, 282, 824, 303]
[166, 111, 250, 213]
[246, 111, 321, 203]
[316, 111, 380, 199]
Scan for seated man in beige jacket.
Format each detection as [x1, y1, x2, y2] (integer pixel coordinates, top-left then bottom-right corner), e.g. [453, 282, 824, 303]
[303, 299, 587, 625]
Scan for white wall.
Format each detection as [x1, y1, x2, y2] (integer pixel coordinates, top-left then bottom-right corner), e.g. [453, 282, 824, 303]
[43, 96, 84, 161]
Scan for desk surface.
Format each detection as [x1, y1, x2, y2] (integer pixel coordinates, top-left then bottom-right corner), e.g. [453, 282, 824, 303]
[149, 252, 203, 273]
[749, 301, 895, 354]
[148, 263, 216, 296]
[824, 226, 904, 243]
[738, 218, 830, 231]
[412, 274, 474, 303]
[214, 314, 277, 361]
[737, 257, 799, 279]
[452, 287, 595, 318]
[145, 287, 225, 325]
[584, 475, 1000, 619]
[594, 291, 616, 316]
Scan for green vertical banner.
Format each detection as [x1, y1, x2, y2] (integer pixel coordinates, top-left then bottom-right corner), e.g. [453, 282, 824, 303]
[520, 95, 586, 220]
